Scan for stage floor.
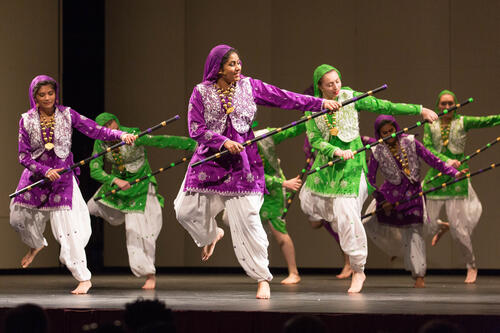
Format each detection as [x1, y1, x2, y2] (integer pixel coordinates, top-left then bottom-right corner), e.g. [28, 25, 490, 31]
[1, 272, 500, 315]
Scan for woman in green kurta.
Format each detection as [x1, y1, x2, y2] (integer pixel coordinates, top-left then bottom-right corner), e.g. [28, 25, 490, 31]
[87, 112, 196, 289]
[255, 122, 306, 285]
[299, 64, 438, 293]
[423, 90, 500, 284]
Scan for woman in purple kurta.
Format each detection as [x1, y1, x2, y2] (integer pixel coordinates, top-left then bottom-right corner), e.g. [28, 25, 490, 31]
[9, 75, 134, 294]
[174, 44, 339, 299]
[363, 115, 459, 287]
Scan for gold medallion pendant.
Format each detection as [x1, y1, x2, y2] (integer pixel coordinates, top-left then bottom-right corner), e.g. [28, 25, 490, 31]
[443, 139, 449, 147]
[44, 142, 55, 150]
[330, 127, 339, 136]
[225, 106, 234, 114]
[118, 165, 125, 172]
[404, 167, 411, 176]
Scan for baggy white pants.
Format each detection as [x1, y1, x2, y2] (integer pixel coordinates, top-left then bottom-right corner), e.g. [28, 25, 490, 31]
[87, 184, 162, 277]
[10, 177, 92, 282]
[300, 172, 369, 272]
[174, 183, 273, 282]
[425, 182, 482, 269]
[363, 199, 426, 278]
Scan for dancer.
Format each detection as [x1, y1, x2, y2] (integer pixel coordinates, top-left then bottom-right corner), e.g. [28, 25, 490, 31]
[299, 64, 438, 293]
[423, 90, 500, 283]
[254, 122, 307, 285]
[364, 115, 461, 288]
[87, 112, 196, 289]
[174, 45, 340, 299]
[10, 75, 135, 294]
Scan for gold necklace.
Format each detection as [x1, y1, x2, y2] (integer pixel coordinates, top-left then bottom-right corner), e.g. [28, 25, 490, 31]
[111, 147, 126, 172]
[440, 122, 451, 147]
[215, 82, 236, 114]
[323, 113, 338, 136]
[389, 143, 411, 176]
[40, 114, 55, 150]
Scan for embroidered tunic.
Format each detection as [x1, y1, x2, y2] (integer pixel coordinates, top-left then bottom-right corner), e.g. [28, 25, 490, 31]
[256, 123, 306, 233]
[13, 107, 124, 210]
[368, 135, 457, 226]
[423, 115, 500, 199]
[91, 127, 197, 212]
[184, 76, 323, 196]
[304, 88, 422, 197]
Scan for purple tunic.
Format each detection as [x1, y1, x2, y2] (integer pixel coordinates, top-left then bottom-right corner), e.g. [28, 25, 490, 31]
[184, 77, 323, 195]
[13, 74, 124, 210]
[368, 116, 457, 227]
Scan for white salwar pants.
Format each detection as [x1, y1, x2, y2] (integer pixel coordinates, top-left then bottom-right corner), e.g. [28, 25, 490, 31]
[299, 172, 369, 272]
[87, 184, 162, 277]
[9, 177, 92, 282]
[363, 199, 426, 278]
[174, 183, 273, 282]
[425, 182, 482, 269]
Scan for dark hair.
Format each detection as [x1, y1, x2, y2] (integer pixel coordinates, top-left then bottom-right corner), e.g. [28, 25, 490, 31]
[124, 298, 175, 333]
[4, 303, 49, 333]
[282, 315, 327, 333]
[33, 80, 57, 97]
[377, 119, 396, 133]
[219, 48, 240, 72]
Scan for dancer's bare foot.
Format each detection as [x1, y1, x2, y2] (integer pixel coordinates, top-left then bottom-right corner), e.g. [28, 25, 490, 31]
[348, 272, 366, 293]
[71, 280, 92, 294]
[21, 247, 44, 268]
[465, 268, 478, 284]
[142, 274, 156, 290]
[201, 227, 224, 261]
[256, 281, 271, 299]
[432, 220, 450, 246]
[414, 277, 425, 288]
[336, 264, 353, 279]
[281, 273, 301, 285]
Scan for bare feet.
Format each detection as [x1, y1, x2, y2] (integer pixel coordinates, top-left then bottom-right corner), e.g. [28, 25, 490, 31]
[432, 220, 450, 246]
[465, 268, 478, 284]
[256, 281, 271, 299]
[71, 280, 92, 294]
[281, 273, 301, 285]
[336, 264, 353, 279]
[201, 228, 224, 261]
[414, 277, 425, 288]
[142, 274, 156, 290]
[348, 272, 366, 293]
[21, 247, 44, 268]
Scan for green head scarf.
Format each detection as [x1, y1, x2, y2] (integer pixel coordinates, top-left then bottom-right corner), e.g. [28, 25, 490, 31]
[436, 90, 458, 118]
[96, 112, 121, 127]
[313, 64, 342, 98]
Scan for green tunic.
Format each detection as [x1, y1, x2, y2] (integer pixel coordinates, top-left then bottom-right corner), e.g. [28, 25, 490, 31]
[90, 126, 197, 212]
[423, 114, 500, 198]
[256, 123, 306, 234]
[304, 88, 422, 197]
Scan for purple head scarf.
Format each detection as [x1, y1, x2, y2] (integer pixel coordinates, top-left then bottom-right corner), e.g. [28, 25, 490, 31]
[374, 115, 403, 140]
[29, 75, 61, 110]
[202, 44, 235, 85]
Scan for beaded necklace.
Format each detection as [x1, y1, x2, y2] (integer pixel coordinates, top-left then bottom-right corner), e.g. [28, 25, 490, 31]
[40, 114, 55, 150]
[323, 112, 338, 136]
[389, 142, 411, 176]
[111, 147, 126, 172]
[440, 121, 451, 147]
[215, 82, 236, 114]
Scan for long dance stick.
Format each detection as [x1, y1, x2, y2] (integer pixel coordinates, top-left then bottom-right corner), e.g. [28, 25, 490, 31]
[307, 98, 474, 176]
[9, 115, 180, 198]
[361, 161, 499, 220]
[94, 155, 192, 201]
[190, 84, 388, 168]
[424, 136, 500, 185]
[280, 148, 316, 219]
